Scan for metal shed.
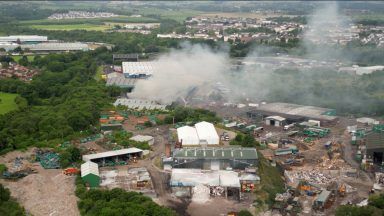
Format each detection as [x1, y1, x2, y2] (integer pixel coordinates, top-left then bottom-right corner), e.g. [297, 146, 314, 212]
[81, 161, 100, 188]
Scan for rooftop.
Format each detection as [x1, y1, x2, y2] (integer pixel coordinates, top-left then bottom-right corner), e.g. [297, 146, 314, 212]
[170, 169, 240, 188]
[366, 131, 384, 150]
[81, 161, 99, 177]
[256, 102, 337, 121]
[82, 147, 143, 161]
[122, 62, 156, 75]
[113, 98, 167, 110]
[130, 135, 154, 142]
[173, 147, 258, 160]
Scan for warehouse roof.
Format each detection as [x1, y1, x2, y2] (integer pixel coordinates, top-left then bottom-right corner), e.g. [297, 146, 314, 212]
[0, 35, 48, 42]
[195, 121, 220, 142]
[366, 131, 384, 150]
[82, 147, 143, 161]
[81, 161, 99, 177]
[173, 147, 258, 160]
[256, 102, 337, 121]
[113, 98, 167, 110]
[122, 62, 156, 75]
[106, 77, 137, 88]
[21, 42, 89, 51]
[170, 169, 240, 188]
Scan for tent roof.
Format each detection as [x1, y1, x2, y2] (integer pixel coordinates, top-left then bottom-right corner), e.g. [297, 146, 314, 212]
[81, 161, 99, 177]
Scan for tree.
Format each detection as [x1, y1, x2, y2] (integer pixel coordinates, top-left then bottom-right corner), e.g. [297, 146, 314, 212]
[238, 210, 253, 216]
[18, 56, 29, 66]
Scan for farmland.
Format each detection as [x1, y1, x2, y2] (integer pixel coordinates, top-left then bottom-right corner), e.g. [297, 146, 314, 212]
[0, 92, 18, 115]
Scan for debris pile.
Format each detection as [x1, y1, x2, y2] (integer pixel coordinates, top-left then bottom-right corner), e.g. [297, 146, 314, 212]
[36, 150, 60, 169]
[210, 186, 225, 197]
[192, 184, 210, 204]
[285, 170, 333, 186]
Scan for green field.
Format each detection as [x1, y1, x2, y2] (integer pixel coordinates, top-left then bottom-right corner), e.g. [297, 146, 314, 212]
[30, 24, 112, 31]
[20, 16, 158, 25]
[0, 93, 18, 115]
[12, 55, 36, 62]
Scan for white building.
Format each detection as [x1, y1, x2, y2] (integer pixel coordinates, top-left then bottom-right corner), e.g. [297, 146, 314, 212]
[0, 35, 48, 43]
[177, 126, 200, 145]
[177, 121, 219, 146]
[265, 116, 286, 127]
[122, 62, 156, 78]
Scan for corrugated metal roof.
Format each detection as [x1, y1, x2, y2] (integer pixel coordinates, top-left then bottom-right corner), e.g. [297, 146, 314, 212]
[82, 147, 143, 161]
[81, 161, 99, 177]
[173, 147, 258, 160]
[122, 62, 156, 75]
[366, 131, 384, 150]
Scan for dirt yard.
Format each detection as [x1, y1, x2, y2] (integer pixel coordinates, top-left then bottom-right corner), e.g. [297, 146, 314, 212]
[0, 149, 79, 216]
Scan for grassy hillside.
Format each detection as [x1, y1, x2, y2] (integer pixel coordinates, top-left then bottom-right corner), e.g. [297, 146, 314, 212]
[0, 92, 18, 115]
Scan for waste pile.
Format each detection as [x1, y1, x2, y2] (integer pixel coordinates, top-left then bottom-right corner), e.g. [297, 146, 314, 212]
[35, 150, 60, 169]
[210, 186, 225, 197]
[285, 170, 333, 186]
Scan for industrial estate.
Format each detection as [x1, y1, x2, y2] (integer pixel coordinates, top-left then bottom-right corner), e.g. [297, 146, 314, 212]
[0, 1, 384, 216]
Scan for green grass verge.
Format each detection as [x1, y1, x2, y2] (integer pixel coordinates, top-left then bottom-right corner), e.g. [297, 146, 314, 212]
[12, 55, 36, 62]
[0, 92, 19, 115]
[254, 153, 285, 207]
[94, 66, 103, 81]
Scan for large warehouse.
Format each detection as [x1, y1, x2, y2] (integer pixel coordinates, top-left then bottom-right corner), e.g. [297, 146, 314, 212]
[113, 98, 167, 110]
[247, 102, 337, 125]
[122, 62, 156, 78]
[172, 146, 258, 170]
[0, 35, 48, 43]
[177, 121, 220, 146]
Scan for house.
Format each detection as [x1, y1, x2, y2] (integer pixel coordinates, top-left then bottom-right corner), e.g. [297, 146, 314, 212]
[81, 161, 100, 187]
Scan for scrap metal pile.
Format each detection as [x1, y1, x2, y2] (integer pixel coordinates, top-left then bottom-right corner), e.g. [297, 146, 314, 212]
[285, 170, 333, 186]
[35, 150, 60, 169]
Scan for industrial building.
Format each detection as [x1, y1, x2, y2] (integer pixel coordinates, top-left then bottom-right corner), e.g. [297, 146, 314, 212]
[365, 131, 384, 164]
[170, 169, 241, 200]
[113, 98, 167, 110]
[81, 161, 100, 188]
[82, 148, 143, 166]
[247, 102, 337, 125]
[113, 53, 139, 62]
[106, 76, 137, 89]
[172, 147, 258, 170]
[177, 121, 220, 146]
[0, 35, 48, 43]
[265, 116, 286, 127]
[0, 42, 89, 52]
[122, 62, 156, 78]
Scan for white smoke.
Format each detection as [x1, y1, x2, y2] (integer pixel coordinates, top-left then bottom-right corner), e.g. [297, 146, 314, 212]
[130, 43, 229, 103]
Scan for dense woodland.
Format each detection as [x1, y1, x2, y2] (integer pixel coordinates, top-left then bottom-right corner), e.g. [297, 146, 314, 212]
[75, 177, 175, 216]
[0, 49, 116, 154]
